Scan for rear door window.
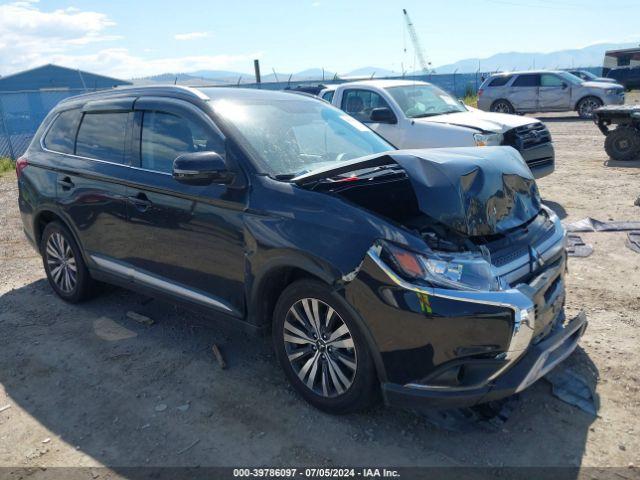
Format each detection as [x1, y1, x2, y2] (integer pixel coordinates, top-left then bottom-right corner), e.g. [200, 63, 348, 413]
[75, 112, 129, 164]
[43, 109, 82, 154]
[512, 74, 540, 87]
[140, 110, 224, 174]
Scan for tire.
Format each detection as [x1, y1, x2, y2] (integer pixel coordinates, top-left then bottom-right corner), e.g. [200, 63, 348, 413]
[272, 280, 378, 414]
[604, 126, 640, 161]
[577, 96, 603, 119]
[41, 221, 94, 303]
[490, 99, 514, 114]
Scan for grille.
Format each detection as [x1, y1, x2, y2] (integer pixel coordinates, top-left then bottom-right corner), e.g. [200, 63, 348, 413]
[503, 122, 552, 151]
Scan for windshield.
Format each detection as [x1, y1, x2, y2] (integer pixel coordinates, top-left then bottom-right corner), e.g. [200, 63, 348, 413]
[209, 96, 393, 177]
[576, 70, 597, 80]
[557, 71, 584, 85]
[385, 84, 466, 118]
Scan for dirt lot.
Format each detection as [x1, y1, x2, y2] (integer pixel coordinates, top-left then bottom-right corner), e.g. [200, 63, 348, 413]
[1, 98, 640, 476]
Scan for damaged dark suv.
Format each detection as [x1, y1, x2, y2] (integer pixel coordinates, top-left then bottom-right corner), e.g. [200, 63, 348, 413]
[17, 86, 587, 414]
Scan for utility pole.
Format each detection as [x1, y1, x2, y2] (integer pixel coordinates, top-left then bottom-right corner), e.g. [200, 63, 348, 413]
[254, 59, 261, 84]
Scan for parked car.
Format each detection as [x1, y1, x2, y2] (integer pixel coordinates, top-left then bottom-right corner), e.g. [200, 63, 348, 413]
[478, 70, 625, 119]
[17, 85, 586, 414]
[605, 67, 640, 90]
[567, 69, 616, 84]
[323, 79, 555, 179]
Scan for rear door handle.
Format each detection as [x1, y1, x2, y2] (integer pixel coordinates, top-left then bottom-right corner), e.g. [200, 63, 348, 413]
[127, 192, 152, 212]
[57, 176, 74, 190]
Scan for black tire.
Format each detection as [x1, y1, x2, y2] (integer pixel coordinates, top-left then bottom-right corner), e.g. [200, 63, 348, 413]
[41, 222, 94, 303]
[604, 126, 640, 161]
[490, 99, 514, 114]
[272, 279, 378, 414]
[576, 96, 603, 119]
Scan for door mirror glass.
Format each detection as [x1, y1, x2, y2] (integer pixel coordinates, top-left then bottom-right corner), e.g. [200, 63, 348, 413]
[370, 107, 397, 124]
[173, 151, 233, 185]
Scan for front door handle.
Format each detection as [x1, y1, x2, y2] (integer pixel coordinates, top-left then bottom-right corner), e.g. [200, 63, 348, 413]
[57, 176, 74, 190]
[127, 192, 152, 212]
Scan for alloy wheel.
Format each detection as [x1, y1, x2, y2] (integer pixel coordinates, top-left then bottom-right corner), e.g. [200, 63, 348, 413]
[283, 298, 357, 398]
[493, 101, 511, 114]
[579, 99, 600, 118]
[46, 232, 77, 293]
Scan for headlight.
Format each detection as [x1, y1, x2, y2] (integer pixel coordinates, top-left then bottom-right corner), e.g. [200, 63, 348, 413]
[605, 88, 620, 95]
[473, 132, 502, 147]
[382, 242, 500, 291]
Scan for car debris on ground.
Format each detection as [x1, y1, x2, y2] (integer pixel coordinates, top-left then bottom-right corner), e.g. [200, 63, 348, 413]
[211, 344, 227, 370]
[565, 217, 640, 232]
[126, 311, 155, 326]
[567, 234, 593, 257]
[545, 366, 599, 416]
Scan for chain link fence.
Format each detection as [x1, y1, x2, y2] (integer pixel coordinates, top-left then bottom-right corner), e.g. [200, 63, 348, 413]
[0, 89, 94, 160]
[0, 67, 605, 160]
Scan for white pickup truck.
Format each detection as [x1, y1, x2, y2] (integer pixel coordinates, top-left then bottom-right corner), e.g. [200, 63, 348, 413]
[319, 79, 555, 178]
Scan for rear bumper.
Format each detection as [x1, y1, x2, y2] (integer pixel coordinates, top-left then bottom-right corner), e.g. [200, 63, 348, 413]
[383, 311, 587, 409]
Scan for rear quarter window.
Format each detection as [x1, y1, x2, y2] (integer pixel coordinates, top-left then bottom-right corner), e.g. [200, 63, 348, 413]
[43, 109, 82, 154]
[488, 76, 511, 87]
[75, 112, 129, 164]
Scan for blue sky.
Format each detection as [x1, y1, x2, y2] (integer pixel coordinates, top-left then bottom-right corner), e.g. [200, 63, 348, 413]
[1, 0, 638, 78]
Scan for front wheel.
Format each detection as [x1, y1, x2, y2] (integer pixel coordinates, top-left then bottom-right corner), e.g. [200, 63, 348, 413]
[272, 280, 378, 414]
[577, 96, 602, 119]
[604, 126, 640, 161]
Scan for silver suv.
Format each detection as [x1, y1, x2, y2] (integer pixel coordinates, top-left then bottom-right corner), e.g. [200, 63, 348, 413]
[478, 70, 625, 119]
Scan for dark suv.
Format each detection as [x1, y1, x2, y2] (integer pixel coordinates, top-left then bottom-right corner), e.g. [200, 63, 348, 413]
[17, 86, 586, 414]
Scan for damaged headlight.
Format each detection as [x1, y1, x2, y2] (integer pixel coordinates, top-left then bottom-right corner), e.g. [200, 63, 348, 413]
[382, 242, 500, 291]
[473, 132, 503, 147]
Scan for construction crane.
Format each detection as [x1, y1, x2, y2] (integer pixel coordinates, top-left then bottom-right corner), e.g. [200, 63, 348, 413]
[402, 8, 433, 74]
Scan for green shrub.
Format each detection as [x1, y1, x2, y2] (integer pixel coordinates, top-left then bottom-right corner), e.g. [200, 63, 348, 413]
[0, 157, 15, 175]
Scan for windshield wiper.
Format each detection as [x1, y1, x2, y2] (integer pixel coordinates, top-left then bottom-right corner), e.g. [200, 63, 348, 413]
[411, 110, 463, 118]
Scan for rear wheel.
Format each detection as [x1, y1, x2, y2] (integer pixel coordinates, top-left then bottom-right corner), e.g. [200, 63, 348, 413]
[577, 96, 602, 119]
[604, 126, 640, 161]
[490, 99, 514, 114]
[41, 222, 93, 303]
[273, 280, 377, 414]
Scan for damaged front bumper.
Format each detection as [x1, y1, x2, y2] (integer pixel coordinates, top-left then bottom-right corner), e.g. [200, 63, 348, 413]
[345, 236, 587, 409]
[383, 311, 587, 409]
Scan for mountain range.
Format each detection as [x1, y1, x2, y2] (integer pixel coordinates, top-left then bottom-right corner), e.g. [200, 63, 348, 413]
[132, 42, 637, 85]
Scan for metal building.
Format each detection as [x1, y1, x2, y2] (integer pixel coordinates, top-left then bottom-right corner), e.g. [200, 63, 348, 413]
[0, 64, 131, 159]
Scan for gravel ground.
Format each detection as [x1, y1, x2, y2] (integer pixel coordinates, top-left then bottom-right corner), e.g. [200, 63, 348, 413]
[1, 100, 639, 476]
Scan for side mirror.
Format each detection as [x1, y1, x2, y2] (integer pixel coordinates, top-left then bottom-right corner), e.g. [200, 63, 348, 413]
[370, 107, 397, 124]
[172, 151, 234, 185]
[562, 82, 568, 89]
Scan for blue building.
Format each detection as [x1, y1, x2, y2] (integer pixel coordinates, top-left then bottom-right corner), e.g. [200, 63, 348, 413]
[0, 64, 131, 158]
[0, 64, 131, 92]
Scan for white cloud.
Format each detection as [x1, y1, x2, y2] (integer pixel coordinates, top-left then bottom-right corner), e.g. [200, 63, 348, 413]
[0, 2, 259, 79]
[0, 1, 119, 74]
[48, 48, 262, 79]
[174, 31, 211, 41]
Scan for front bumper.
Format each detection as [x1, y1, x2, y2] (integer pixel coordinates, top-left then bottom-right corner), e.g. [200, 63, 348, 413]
[382, 311, 587, 409]
[519, 142, 555, 179]
[602, 92, 625, 106]
[345, 215, 580, 409]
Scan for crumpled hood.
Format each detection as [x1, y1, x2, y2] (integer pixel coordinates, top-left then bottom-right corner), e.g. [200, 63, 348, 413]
[414, 109, 536, 133]
[391, 146, 541, 236]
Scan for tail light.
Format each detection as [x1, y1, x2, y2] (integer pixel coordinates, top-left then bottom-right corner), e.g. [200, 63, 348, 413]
[15, 156, 28, 178]
[478, 89, 484, 98]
